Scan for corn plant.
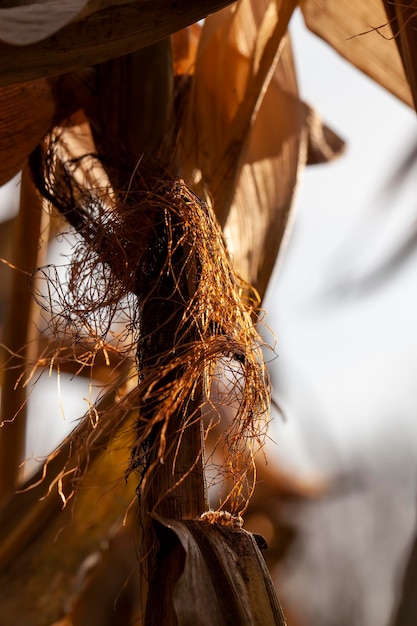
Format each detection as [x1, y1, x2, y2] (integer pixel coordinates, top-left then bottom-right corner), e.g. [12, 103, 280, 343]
[0, 1, 415, 625]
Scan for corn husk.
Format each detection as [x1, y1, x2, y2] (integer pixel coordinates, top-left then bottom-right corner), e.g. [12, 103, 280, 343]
[382, 0, 417, 111]
[148, 515, 287, 626]
[0, 0, 237, 86]
[301, 0, 412, 106]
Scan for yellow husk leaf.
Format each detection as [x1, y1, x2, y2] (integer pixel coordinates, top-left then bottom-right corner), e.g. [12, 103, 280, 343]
[224, 34, 307, 297]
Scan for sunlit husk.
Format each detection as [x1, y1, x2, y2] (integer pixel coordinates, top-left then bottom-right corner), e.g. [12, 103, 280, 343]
[179, 0, 299, 226]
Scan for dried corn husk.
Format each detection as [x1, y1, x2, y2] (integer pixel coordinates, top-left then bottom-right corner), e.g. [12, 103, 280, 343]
[0, 0, 237, 86]
[178, 1, 325, 297]
[175, 9, 345, 297]
[148, 515, 287, 626]
[0, 386, 138, 625]
[0, 79, 55, 185]
[301, 0, 413, 106]
[382, 0, 417, 111]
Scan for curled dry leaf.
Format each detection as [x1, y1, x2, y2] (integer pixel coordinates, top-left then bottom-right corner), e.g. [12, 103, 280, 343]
[148, 515, 287, 626]
[224, 34, 306, 298]
[301, 0, 413, 107]
[180, 0, 299, 220]
[304, 104, 346, 165]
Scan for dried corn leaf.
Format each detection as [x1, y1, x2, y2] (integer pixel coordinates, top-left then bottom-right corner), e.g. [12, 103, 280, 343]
[0, 0, 237, 86]
[178, 5, 345, 296]
[148, 515, 287, 625]
[224, 35, 307, 297]
[0, 79, 55, 185]
[304, 104, 346, 165]
[301, 0, 413, 107]
[179, 0, 298, 222]
[0, 388, 138, 625]
[0, 167, 48, 501]
[382, 0, 417, 111]
[0, 383, 137, 572]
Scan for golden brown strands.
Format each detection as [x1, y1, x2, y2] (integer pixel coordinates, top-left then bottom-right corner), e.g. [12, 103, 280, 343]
[29, 127, 271, 515]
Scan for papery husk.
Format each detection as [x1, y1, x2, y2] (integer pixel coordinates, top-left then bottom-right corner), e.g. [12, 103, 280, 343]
[301, 0, 413, 107]
[0, 386, 138, 626]
[147, 515, 287, 626]
[382, 0, 417, 112]
[172, 23, 201, 76]
[177, 0, 344, 299]
[0, 166, 48, 502]
[179, 0, 299, 226]
[0, 79, 55, 185]
[0, 0, 237, 86]
[223, 34, 306, 297]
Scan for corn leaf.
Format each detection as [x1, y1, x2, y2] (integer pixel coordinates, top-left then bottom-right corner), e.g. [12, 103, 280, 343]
[0, 80, 55, 185]
[0, 167, 47, 501]
[301, 0, 412, 105]
[149, 515, 287, 625]
[0, 388, 138, 625]
[178, 0, 303, 297]
[301, 0, 412, 107]
[224, 35, 306, 298]
[0, 0, 237, 86]
[382, 0, 417, 112]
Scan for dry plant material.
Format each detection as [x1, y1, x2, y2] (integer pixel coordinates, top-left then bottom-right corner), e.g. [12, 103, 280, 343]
[178, 0, 309, 299]
[30, 124, 271, 516]
[0, 399, 138, 626]
[0, 0, 238, 86]
[382, 0, 417, 111]
[147, 515, 287, 625]
[301, 0, 412, 106]
[0, 166, 48, 502]
[179, 0, 299, 226]
[0, 80, 55, 185]
[27, 119, 273, 623]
